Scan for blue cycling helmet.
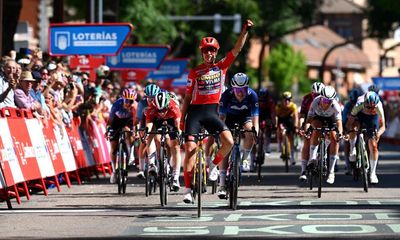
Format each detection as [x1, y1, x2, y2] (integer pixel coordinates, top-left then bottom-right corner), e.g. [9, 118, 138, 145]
[349, 89, 362, 102]
[144, 84, 160, 97]
[364, 91, 380, 105]
[367, 84, 380, 94]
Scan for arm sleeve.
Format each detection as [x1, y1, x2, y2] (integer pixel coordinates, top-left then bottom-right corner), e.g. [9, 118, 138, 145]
[251, 92, 259, 117]
[218, 92, 228, 116]
[218, 51, 236, 69]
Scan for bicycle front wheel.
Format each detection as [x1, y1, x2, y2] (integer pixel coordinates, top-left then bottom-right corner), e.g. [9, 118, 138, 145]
[159, 148, 167, 206]
[232, 148, 240, 210]
[197, 150, 203, 218]
[283, 136, 290, 172]
[318, 141, 325, 198]
[359, 136, 369, 192]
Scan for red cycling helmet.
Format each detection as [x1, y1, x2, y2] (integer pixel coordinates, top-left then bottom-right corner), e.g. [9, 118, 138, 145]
[199, 37, 220, 50]
[122, 88, 137, 100]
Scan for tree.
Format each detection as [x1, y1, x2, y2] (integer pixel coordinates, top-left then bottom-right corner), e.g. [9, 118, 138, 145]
[251, 0, 322, 89]
[263, 42, 307, 95]
[1, 0, 22, 56]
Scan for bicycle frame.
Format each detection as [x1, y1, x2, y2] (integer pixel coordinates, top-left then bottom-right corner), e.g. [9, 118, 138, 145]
[307, 126, 335, 198]
[115, 129, 130, 194]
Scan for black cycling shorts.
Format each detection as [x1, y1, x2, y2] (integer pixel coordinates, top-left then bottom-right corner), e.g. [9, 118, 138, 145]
[225, 113, 252, 130]
[153, 118, 179, 140]
[278, 116, 295, 134]
[184, 104, 228, 142]
[312, 115, 337, 129]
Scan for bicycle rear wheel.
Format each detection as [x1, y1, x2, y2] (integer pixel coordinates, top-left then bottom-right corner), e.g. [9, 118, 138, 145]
[145, 164, 150, 197]
[256, 130, 264, 182]
[117, 143, 125, 194]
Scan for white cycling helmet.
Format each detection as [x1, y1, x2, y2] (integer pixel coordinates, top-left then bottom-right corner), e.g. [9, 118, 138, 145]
[312, 82, 325, 94]
[321, 86, 337, 100]
[154, 91, 170, 110]
[231, 73, 249, 88]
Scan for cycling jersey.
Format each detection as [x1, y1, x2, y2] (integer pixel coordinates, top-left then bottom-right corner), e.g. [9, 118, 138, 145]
[145, 98, 181, 122]
[276, 101, 298, 119]
[307, 95, 342, 120]
[350, 94, 385, 120]
[342, 101, 356, 125]
[219, 87, 259, 117]
[300, 92, 316, 116]
[108, 98, 136, 130]
[186, 51, 235, 105]
[258, 93, 275, 120]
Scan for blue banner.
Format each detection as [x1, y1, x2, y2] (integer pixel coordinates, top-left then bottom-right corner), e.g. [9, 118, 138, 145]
[172, 72, 188, 87]
[372, 77, 400, 90]
[49, 23, 132, 56]
[106, 45, 170, 70]
[147, 59, 189, 80]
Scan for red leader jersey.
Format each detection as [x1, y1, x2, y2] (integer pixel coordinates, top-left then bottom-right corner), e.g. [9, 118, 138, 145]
[145, 98, 181, 122]
[186, 51, 236, 105]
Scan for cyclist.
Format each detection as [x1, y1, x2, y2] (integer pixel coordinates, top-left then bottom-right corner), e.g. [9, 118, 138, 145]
[219, 73, 259, 175]
[257, 87, 276, 156]
[342, 88, 363, 175]
[180, 19, 253, 203]
[298, 82, 325, 180]
[135, 84, 161, 179]
[275, 91, 299, 166]
[143, 91, 182, 191]
[106, 88, 138, 184]
[346, 91, 385, 184]
[307, 86, 343, 184]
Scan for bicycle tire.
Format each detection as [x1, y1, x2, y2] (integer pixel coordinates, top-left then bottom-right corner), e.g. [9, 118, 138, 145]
[197, 149, 203, 218]
[284, 135, 290, 172]
[117, 142, 125, 195]
[232, 147, 240, 210]
[159, 148, 166, 207]
[145, 165, 150, 197]
[318, 141, 325, 198]
[256, 129, 264, 182]
[359, 135, 369, 192]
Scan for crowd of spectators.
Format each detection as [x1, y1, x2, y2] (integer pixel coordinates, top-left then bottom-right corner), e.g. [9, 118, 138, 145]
[0, 48, 135, 131]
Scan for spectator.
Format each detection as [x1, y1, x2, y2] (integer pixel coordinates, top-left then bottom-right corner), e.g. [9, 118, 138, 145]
[0, 59, 18, 108]
[14, 71, 43, 116]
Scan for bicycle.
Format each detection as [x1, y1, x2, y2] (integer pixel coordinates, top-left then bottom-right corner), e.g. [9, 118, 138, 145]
[255, 121, 266, 182]
[187, 128, 217, 218]
[226, 123, 256, 210]
[306, 125, 338, 198]
[279, 125, 291, 173]
[350, 128, 376, 192]
[108, 128, 131, 195]
[145, 122, 177, 207]
[208, 136, 221, 195]
[138, 129, 157, 197]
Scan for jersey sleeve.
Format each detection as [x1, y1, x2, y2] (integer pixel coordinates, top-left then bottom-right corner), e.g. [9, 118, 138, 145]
[350, 102, 364, 116]
[218, 51, 235, 69]
[185, 70, 196, 98]
[250, 91, 259, 117]
[307, 99, 317, 118]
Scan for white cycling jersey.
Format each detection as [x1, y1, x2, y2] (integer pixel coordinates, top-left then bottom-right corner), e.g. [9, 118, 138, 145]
[307, 95, 342, 120]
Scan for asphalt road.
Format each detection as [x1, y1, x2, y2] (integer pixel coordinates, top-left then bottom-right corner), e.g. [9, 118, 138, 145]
[1, 143, 400, 239]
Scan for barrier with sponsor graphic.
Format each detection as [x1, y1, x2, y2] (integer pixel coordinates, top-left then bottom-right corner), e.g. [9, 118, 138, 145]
[0, 107, 112, 209]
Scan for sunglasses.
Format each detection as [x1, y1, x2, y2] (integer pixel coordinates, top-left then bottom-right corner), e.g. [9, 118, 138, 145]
[124, 99, 134, 104]
[202, 47, 217, 53]
[321, 97, 332, 104]
[365, 105, 376, 109]
[107, 87, 114, 90]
